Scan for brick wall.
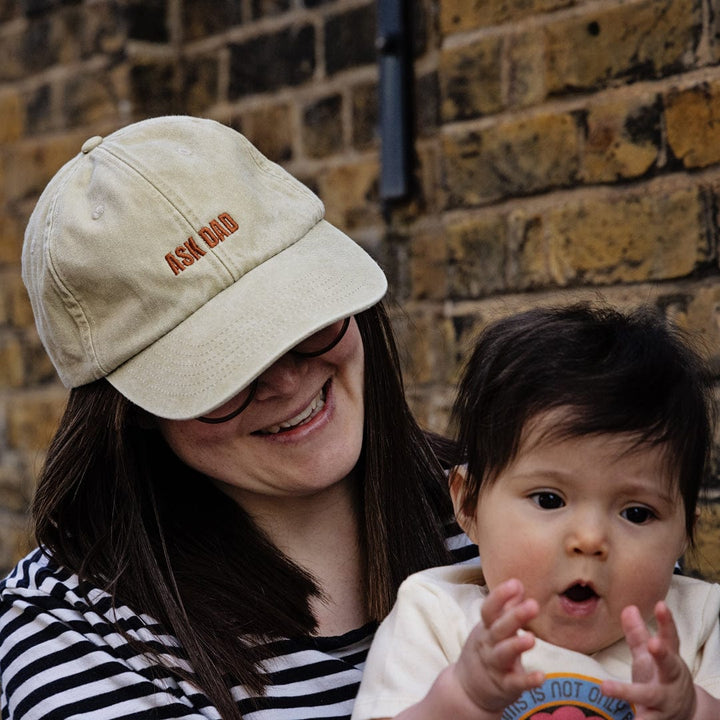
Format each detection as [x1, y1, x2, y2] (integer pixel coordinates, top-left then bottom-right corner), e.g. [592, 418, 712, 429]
[2, 0, 720, 579]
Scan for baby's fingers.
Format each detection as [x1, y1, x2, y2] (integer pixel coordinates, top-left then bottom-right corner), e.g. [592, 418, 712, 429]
[620, 605, 651, 653]
[481, 579, 526, 627]
[647, 632, 686, 687]
[456, 623, 544, 712]
[601, 677, 660, 709]
[639, 602, 683, 688]
[482, 580, 539, 644]
[603, 667, 693, 720]
[479, 632, 545, 697]
[653, 601, 680, 656]
[620, 605, 653, 684]
[487, 627, 536, 671]
[487, 599, 539, 650]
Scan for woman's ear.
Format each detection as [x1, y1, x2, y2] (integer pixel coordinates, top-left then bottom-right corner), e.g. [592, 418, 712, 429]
[449, 465, 477, 542]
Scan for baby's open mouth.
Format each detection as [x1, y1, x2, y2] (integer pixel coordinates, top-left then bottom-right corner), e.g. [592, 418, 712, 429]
[562, 583, 598, 603]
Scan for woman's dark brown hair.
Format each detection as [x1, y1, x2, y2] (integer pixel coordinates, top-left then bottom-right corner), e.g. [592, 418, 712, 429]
[32, 301, 456, 719]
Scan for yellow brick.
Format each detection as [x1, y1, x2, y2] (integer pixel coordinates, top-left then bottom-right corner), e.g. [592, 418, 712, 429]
[584, 97, 660, 182]
[9, 275, 34, 328]
[442, 113, 579, 208]
[243, 105, 293, 163]
[446, 215, 507, 296]
[665, 82, 720, 168]
[541, 187, 708, 285]
[685, 500, 720, 582]
[0, 463, 34, 513]
[0, 90, 24, 143]
[0, 213, 23, 265]
[0, 271, 34, 329]
[666, 284, 720, 370]
[7, 390, 67, 451]
[506, 31, 547, 108]
[439, 38, 503, 122]
[0, 334, 24, 388]
[64, 65, 126, 126]
[439, 0, 574, 34]
[4, 133, 86, 204]
[545, 0, 698, 93]
[508, 210, 548, 289]
[394, 311, 454, 385]
[316, 160, 381, 230]
[0, 517, 35, 573]
[21, 334, 58, 386]
[409, 229, 449, 301]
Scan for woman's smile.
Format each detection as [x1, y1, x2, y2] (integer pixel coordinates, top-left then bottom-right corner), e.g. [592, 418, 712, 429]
[157, 318, 365, 502]
[255, 381, 329, 436]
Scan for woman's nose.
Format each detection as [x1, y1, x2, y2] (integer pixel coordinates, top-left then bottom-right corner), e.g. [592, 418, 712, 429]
[253, 353, 307, 400]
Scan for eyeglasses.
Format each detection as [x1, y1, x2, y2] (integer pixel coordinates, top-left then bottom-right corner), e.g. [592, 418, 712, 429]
[196, 316, 352, 424]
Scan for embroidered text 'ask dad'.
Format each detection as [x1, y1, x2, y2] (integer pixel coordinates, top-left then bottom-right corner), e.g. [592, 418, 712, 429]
[164, 212, 239, 276]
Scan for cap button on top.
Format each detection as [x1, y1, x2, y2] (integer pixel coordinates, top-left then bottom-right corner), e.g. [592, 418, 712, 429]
[81, 135, 104, 153]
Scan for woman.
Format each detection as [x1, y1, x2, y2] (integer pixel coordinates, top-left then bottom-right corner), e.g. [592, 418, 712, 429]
[0, 116, 473, 719]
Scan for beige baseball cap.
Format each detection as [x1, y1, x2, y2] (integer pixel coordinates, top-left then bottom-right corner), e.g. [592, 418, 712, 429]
[22, 115, 387, 419]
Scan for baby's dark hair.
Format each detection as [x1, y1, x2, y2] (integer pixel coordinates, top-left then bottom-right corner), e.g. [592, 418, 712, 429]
[451, 303, 715, 540]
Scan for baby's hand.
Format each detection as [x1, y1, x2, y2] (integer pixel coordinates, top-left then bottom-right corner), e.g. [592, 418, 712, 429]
[450, 578, 545, 717]
[601, 602, 698, 720]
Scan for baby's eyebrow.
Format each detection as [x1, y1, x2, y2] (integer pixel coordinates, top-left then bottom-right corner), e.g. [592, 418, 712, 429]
[510, 470, 677, 502]
[508, 467, 573, 481]
[617, 482, 677, 505]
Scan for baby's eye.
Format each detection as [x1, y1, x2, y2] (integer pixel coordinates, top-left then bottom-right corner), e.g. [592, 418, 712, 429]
[621, 506, 655, 524]
[530, 492, 565, 510]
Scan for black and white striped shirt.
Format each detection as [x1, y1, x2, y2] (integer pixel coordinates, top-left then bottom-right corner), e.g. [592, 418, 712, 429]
[0, 528, 477, 720]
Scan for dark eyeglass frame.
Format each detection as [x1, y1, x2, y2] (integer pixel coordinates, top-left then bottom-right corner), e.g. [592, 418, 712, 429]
[196, 316, 351, 424]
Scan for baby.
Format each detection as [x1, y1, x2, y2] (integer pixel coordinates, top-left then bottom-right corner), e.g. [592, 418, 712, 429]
[352, 304, 720, 720]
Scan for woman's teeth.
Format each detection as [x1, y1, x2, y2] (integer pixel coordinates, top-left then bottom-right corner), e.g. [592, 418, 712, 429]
[261, 387, 326, 434]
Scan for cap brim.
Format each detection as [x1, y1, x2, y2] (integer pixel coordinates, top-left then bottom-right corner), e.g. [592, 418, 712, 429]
[106, 220, 387, 419]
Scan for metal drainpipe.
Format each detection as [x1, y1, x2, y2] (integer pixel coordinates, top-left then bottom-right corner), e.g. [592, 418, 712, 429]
[376, 0, 411, 202]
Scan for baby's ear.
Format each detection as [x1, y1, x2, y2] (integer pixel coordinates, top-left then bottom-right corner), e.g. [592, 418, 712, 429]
[448, 465, 475, 537]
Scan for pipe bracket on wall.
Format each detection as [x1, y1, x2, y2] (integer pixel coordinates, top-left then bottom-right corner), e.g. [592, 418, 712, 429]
[376, 0, 410, 202]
